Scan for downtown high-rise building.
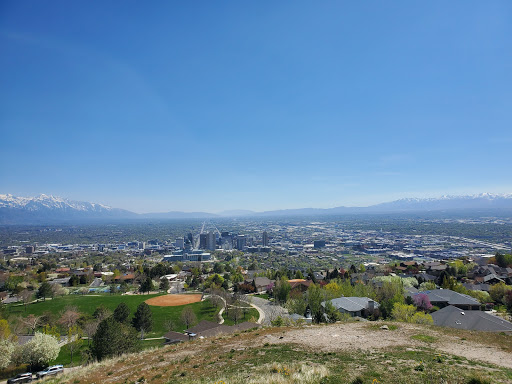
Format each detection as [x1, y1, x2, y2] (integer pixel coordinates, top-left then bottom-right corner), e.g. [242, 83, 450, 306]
[199, 233, 208, 249]
[207, 231, 216, 251]
[262, 231, 269, 247]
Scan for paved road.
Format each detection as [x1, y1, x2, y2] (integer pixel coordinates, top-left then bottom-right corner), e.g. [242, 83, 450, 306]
[246, 296, 290, 325]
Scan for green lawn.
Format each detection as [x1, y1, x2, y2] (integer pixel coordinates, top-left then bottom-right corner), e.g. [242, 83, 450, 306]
[8, 293, 220, 337]
[252, 293, 270, 300]
[53, 338, 166, 367]
[222, 307, 260, 325]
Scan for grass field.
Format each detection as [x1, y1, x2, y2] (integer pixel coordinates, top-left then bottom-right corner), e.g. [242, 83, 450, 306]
[222, 307, 260, 326]
[7, 293, 220, 337]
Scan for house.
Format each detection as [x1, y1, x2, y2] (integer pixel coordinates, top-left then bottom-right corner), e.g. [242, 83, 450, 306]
[244, 277, 274, 293]
[323, 297, 379, 318]
[114, 273, 135, 283]
[49, 277, 70, 286]
[89, 278, 104, 288]
[432, 305, 512, 333]
[419, 289, 480, 310]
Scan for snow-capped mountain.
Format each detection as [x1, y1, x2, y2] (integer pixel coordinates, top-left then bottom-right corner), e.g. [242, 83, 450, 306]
[371, 193, 512, 212]
[1, 192, 511, 224]
[0, 194, 136, 224]
[0, 194, 113, 212]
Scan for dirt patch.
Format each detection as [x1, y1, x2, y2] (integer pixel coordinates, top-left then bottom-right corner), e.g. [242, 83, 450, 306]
[264, 322, 512, 369]
[145, 294, 202, 307]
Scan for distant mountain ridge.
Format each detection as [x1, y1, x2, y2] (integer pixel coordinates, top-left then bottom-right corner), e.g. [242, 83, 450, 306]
[1, 192, 511, 224]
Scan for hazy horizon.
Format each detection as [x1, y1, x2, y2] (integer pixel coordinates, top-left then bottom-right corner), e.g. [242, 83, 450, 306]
[1, 2, 511, 213]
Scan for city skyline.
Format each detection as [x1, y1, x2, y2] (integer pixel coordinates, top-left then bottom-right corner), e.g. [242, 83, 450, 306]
[1, 2, 511, 213]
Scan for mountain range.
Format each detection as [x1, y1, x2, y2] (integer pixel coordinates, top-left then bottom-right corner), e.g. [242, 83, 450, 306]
[1, 193, 512, 224]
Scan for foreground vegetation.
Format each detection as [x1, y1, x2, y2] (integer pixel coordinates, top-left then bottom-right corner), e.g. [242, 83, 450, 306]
[41, 323, 512, 384]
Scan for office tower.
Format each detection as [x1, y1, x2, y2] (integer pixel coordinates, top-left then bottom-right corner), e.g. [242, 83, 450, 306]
[199, 233, 208, 249]
[262, 231, 269, 247]
[207, 231, 216, 251]
[236, 235, 246, 250]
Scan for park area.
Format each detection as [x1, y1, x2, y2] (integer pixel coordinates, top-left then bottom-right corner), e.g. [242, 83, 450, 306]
[7, 293, 220, 338]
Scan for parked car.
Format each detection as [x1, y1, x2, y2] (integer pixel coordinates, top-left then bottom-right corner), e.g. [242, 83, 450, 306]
[35, 365, 63, 379]
[7, 372, 33, 383]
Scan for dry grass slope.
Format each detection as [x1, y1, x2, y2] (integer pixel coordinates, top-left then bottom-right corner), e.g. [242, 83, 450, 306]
[42, 322, 512, 384]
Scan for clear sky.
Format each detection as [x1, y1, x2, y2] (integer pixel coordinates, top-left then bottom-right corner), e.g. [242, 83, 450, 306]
[1, 1, 511, 213]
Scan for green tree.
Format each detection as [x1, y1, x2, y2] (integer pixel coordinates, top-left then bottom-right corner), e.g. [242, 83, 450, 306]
[159, 277, 170, 292]
[36, 282, 52, 301]
[139, 276, 154, 294]
[274, 277, 291, 304]
[132, 302, 153, 339]
[391, 303, 417, 322]
[305, 284, 326, 323]
[91, 317, 138, 361]
[113, 302, 131, 323]
[66, 325, 82, 366]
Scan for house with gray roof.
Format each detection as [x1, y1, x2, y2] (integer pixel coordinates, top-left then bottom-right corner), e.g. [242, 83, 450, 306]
[419, 289, 480, 310]
[432, 305, 512, 333]
[322, 297, 379, 318]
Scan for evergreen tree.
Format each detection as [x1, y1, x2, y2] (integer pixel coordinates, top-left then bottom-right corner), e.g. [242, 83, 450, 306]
[132, 302, 153, 339]
[91, 317, 138, 360]
[140, 276, 154, 294]
[36, 282, 52, 301]
[159, 277, 170, 292]
[113, 302, 131, 323]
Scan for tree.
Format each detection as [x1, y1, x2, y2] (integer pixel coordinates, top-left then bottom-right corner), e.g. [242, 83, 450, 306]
[19, 289, 33, 311]
[140, 276, 154, 294]
[0, 319, 11, 340]
[93, 305, 112, 322]
[159, 277, 170, 292]
[274, 277, 291, 304]
[66, 325, 82, 366]
[82, 320, 98, 346]
[36, 282, 52, 301]
[324, 301, 341, 323]
[180, 307, 197, 329]
[113, 302, 131, 323]
[411, 312, 434, 325]
[132, 302, 153, 339]
[91, 317, 138, 361]
[0, 339, 15, 369]
[16, 332, 60, 371]
[21, 314, 41, 334]
[391, 303, 417, 323]
[413, 293, 433, 312]
[305, 284, 326, 323]
[59, 308, 80, 332]
[489, 282, 512, 304]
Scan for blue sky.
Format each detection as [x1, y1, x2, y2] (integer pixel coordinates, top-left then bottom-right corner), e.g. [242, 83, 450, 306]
[1, 1, 511, 213]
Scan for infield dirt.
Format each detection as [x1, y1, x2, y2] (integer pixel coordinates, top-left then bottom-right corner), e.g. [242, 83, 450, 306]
[145, 294, 202, 306]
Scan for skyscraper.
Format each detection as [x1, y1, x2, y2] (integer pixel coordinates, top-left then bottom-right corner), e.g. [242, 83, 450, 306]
[207, 231, 216, 251]
[236, 235, 246, 250]
[199, 233, 207, 249]
[262, 231, 269, 247]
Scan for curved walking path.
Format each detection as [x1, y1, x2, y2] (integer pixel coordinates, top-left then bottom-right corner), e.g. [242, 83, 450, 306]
[245, 295, 290, 325]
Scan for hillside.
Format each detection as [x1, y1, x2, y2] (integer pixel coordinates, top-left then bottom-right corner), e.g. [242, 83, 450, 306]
[44, 322, 512, 384]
